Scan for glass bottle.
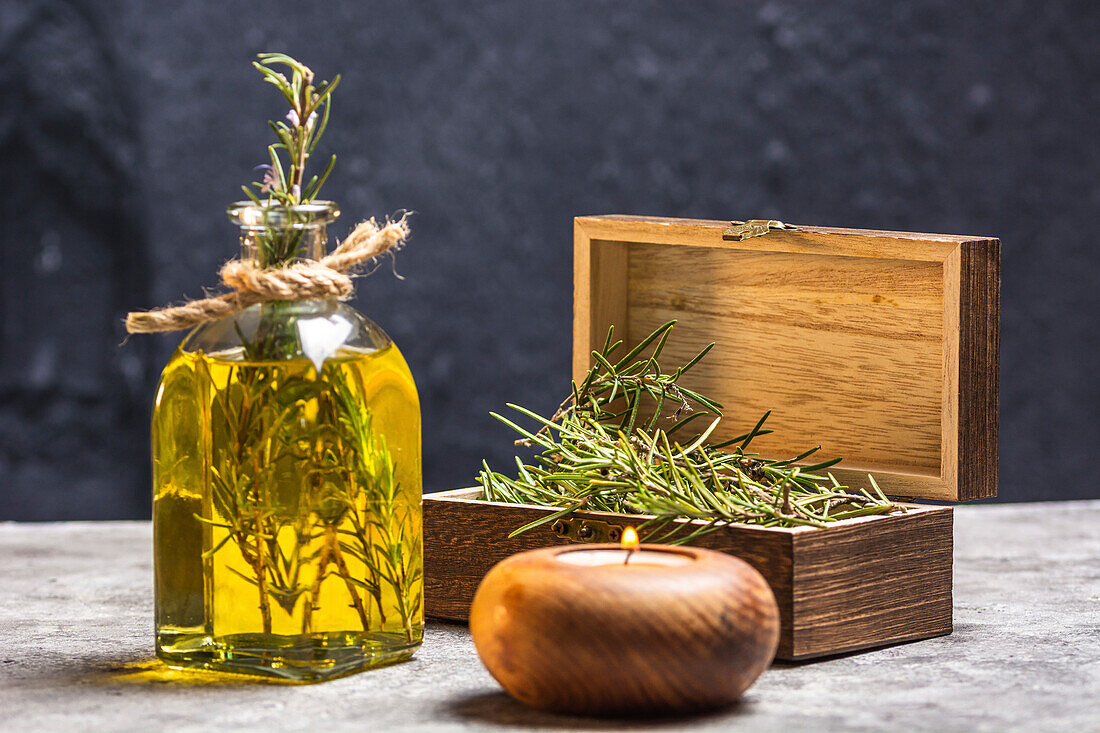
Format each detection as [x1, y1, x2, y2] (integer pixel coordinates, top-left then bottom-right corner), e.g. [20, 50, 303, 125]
[151, 201, 423, 681]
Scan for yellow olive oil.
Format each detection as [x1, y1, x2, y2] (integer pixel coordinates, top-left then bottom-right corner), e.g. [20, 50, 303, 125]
[152, 343, 422, 681]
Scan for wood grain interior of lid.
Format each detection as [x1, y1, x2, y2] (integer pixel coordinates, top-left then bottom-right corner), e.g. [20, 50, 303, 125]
[573, 215, 1000, 501]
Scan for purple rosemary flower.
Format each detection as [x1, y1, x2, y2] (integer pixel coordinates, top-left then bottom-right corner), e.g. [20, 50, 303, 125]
[286, 109, 317, 129]
[253, 164, 279, 193]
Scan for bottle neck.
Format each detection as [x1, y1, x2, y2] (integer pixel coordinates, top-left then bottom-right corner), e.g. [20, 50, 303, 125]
[240, 222, 329, 266]
[253, 227, 334, 307]
[228, 200, 340, 268]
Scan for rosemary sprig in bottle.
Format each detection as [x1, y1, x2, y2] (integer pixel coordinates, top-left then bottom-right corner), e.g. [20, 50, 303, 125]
[477, 320, 903, 544]
[241, 53, 341, 360]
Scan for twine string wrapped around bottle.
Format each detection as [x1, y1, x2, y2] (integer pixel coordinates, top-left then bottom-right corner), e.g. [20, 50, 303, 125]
[125, 215, 410, 334]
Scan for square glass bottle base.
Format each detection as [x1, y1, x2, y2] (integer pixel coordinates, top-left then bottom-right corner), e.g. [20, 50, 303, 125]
[157, 629, 421, 682]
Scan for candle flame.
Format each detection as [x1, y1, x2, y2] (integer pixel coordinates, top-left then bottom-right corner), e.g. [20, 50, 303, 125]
[621, 526, 639, 550]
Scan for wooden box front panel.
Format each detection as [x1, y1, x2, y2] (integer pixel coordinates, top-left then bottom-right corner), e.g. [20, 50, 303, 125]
[789, 508, 953, 659]
[424, 490, 953, 660]
[574, 215, 999, 501]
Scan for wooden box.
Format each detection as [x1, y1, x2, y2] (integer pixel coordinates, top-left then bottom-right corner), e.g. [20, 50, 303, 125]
[425, 215, 1000, 660]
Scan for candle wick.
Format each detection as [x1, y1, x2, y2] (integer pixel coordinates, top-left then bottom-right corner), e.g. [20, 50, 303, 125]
[623, 549, 636, 566]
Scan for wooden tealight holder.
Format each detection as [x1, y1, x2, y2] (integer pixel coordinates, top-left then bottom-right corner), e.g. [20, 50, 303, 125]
[427, 215, 1000, 660]
[470, 542, 780, 715]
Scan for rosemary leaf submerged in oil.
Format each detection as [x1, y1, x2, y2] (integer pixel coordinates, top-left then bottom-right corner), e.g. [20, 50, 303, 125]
[477, 321, 903, 544]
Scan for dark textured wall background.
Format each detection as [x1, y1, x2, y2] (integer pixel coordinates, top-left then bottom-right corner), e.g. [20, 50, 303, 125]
[1, 1, 1097, 519]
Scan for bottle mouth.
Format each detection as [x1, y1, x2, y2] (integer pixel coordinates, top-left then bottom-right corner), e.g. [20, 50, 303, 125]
[227, 201, 340, 230]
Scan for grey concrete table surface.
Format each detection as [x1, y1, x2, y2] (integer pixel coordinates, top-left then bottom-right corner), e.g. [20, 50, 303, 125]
[1, 502, 1097, 733]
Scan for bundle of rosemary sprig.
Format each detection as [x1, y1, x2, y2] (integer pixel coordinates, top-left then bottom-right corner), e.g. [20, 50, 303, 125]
[477, 321, 903, 544]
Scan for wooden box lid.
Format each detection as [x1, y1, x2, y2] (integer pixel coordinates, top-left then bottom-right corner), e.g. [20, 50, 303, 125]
[573, 215, 999, 502]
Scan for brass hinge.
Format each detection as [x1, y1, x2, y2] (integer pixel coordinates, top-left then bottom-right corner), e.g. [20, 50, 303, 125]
[723, 219, 800, 241]
[550, 517, 624, 544]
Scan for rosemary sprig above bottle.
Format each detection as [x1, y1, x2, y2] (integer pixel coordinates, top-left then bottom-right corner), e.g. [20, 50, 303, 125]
[242, 52, 340, 268]
[477, 321, 903, 544]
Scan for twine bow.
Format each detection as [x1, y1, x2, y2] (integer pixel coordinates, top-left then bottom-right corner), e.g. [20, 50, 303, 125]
[125, 215, 410, 333]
